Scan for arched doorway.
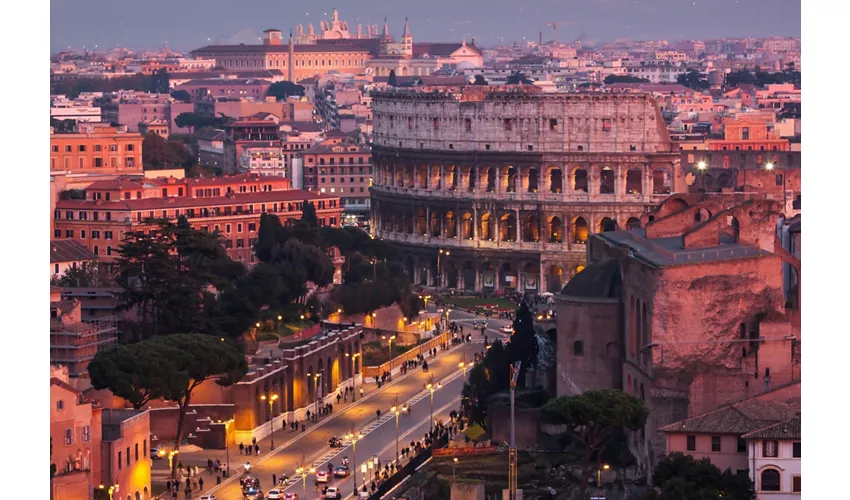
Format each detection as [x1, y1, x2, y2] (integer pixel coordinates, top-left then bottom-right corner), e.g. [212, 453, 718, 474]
[480, 262, 496, 290]
[626, 169, 643, 194]
[430, 210, 441, 237]
[415, 209, 427, 235]
[652, 169, 671, 194]
[549, 167, 563, 193]
[462, 261, 476, 290]
[527, 167, 539, 193]
[626, 217, 641, 230]
[480, 212, 494, 241]
[503, 166, 518, 193]
[445, 211, 457, 238]
[500, 262, 517, 290]
[522, 262, 540, 292]
[461, 212, 474, 239]
[500, 213, 517, 242]
[549, 216, 564, 243]
[546, 265, 564, 292]
[599, 167, 615, 194]
[522, 213, 539, 242]
[572, 217, 589, 243]
[600, 217, 617, 232]
[405, 256, 414, 280]
[417, 257, 428, 286]
[484, 167, 496, 193]
[694, 207, 711, 223]
[572, 167, 588, 192]
[444, 260, 459, 289]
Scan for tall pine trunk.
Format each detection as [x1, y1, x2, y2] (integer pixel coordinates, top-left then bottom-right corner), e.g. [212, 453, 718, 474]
[171, 392, 192, 480]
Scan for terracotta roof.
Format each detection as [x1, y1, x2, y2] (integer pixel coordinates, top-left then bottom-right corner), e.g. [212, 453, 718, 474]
[659, 399, 799, 435]
[51, 377, 82, 397]
[84, 178, 144, 191]
[178, 78, 272, 87]
[413, 42, 482, 57]
[741, 417, 800, 440]
[169, 70, 285, 80]
[191, 44, 370, 55]
[56, 189, 337, 211]
[51, 240, 97, 263]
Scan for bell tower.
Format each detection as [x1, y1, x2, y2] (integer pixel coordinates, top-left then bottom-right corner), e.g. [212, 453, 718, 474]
[401, 18, 413, 58]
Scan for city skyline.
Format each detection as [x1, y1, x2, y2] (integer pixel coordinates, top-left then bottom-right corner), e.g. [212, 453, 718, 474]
[50, 0, 800, 53]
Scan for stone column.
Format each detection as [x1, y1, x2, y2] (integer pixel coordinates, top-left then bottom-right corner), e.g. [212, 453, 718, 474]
[472, 206, 479, 241]
[516, 208, 521, 242]
[425, 206, 431, 241]
[474, 267, 481, 290]
[615, 164, 623, 202]
[439, 210, 445, 239]
[587, 164, 596, 196]
[494, 211, 500, 245]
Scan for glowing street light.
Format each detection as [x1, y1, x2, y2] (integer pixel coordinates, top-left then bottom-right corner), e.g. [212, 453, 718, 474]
[453, 457, 459, 480]
[307, 371, 323, 417]
[391, 397, 408, 462]
[346, 352, 361, 401]
[259, 393, 279, 449]
[425, 375, 442, 433]
[597, 463, 610, 487]
[765, 162, 775, 171]
[345, 430, 364, 495]
[697, 160, 707, 170]
[382, 334, 397, 371]
[295, 457, 316, 497]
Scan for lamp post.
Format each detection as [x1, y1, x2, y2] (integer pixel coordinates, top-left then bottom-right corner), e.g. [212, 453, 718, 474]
[391, 397, 407, 463]
[382, 334, 396, 372]
[259, 393, 279, 449]
[346, 352, 361, 402]
[295, 456, 315, 498]
[277, 315, 283, 336]
[345, 430, 364, 496]
[224, 419, 232, 477]
[98, 484, 119, 500]
[437, 249, 450, 287]
[597, 463, 610, 487]
[425, 375, 441, 433]
[307, 372, 323, 418]
[452, 457, 459, 481]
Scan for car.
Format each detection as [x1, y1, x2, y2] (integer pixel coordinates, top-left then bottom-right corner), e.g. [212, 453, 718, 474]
[325, 487, 341, 499]
[316, 470, 330, 483]
[266, 489, 283, 500]
[282, 494, 299, 500]
[199, 496, 217, 500]
[243, 488, 264, 500]
[334, 466, 350, 478]
[240, 477, 260, 493]
[500, 325, 514, 334]
[150, 447, 163, 459]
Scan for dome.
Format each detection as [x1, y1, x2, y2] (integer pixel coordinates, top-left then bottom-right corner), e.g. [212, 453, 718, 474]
[559, 259, 622, 299]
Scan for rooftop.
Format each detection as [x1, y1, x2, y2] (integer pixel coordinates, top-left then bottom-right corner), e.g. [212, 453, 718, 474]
[741, 417, 801, 440]
[659, 399, 799, 435]
[51, 240, 97, 264]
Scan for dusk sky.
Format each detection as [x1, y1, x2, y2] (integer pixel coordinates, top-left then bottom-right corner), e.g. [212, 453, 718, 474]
[50, 0, 800, 53]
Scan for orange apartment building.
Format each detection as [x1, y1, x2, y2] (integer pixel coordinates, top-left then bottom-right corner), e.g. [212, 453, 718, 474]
[51, 368, 103, 500]
[100, 409, 153, 500]
[708, 117, 790, 152]
[300, 139, 373, 217]
[50, 124, 144, 175]
[52, 173, 343, 263]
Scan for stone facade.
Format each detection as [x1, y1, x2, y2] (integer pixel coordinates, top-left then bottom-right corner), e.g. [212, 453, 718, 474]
[370, 87, 683, 292]
[553, 194, 801, 476]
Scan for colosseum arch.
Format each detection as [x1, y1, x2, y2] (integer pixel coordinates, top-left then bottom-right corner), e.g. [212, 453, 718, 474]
[429, 210, 441, 237]
[727, 215, 741, 243]
[547, 166, 563, 193]
[405, 165, 415, 188]
[625, 168, 643, 194]
[500, 262, 517, 290]
[502, 165, 518, 193]
[484, 166, 497, 193]
[652, 168, 672, 194]
[599, 166, 615, 194]
[417, 257, 428, 286]
[444, 259, 459, 289]
[416, 164, 428, 188]
[548, 216, 564, 243]
[480, 261, 496, 289]
[522, 213, 540, 242]
[405, 255, 415, 280]
[626, 217, 642, 230]
[599, 217, 618, 232]
[404, 211, 414, 234]
[445, 211, 457, 238]
[522, 262, 540, 291]
[465, 166, 476, 192]
[571, 216, 589, 244]
[461, 212, 474, 239]
[480, 212, 494, 240]
[571, 167, 588, 192]
[526, 167, 539, 193]
[429, 164, 442, 190]
[462, 261, 476, 290]
[395, 165, 404, 187]
[546, 264, 564, 292]
[446, 165, 458, 190]
[499, 213, 517, 242]
[416, 209, 427, 235]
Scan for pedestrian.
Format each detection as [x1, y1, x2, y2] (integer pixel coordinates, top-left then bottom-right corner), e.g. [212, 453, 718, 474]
[239, 442, 244, 455]
[337, 393, 341, 404]
[198, 477, 204, 491]
[184, 485, 191, 500]
[186, 478, 191, 490]
[272, 473, 277, 486]
[252, 436, 257, 446]
[255, 443, 260, 455]
[166, 480, 172, 492]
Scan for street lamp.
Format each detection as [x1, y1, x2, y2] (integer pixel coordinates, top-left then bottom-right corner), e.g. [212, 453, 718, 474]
[295, 457, 316, 498]
[425, 375, 442, 433]
[345, 430, 364, 496]
[437, 249, 450, 287]
[346, 352, 361, 402]
[307, 371, 323, 418]
[382, 334, 396, 372]
[224, 418, 233, 477]
[765, 162, 775, 171]
[453, 457, 459, 481]
[259, 393, 279, 449]
[391, 397, 407, 462]
[597, 463, 610, 487]
[697, 160, 707, 170]
[277, 315, 283, 336]
[98, 484, 119, 500]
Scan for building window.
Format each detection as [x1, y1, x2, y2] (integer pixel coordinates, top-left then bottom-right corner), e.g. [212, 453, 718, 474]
[65, 145, 72, 152]
[248, 223, 257, 232]
[763, 440, 779, 458]
[80, 230, 86, 239]
[56, 400, 64, 410]
[686, 435, 696, 451]
[135, 443, 139, 461]
[792, 475, 801, 492]
[107, 246, 113, 256]
[549, 119, 558, 131]
[143, 439, 147, 457]
[126, 447, 130, 465]
[742, 127, 750, 140]
[105, 231, 113, 240]
[504, 119, 513, 131]
[737, 437, 747, 453]
[54, 229, 61, 238]
[66, 211, 73, 220]
[793, 441, 801, 458]
[127, 144, 135, 152]
[65, 230, 74, 238]
[82, 425, 91, 442]
[760, 469, 780, 491]
[117, 451, 122, 469]
[573, 341, 584, 356]
[64, 428, 73, 445]
[711, 436, 721, 452]
[78, 144, 86, 152]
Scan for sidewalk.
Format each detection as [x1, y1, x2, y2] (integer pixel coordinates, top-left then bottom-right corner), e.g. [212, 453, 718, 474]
[150, 336, 472, 499]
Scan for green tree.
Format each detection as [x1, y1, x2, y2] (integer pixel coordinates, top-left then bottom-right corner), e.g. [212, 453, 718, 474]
[473, 74, 488, 86]
[506, 301, 538, 385]
[142, 133, 192, 170]
[50, 117, 77, 133]
[541, 390, 649, 500]
[506, 71, 533, 85]
[725, 70, 757, 88]
[647, 452, 755, 500]
[267, 81, 306, 100]
[151, 68, 171, 94]
[300, 200, 319, 229]
[88, 334, 247, 479]
[174, 112, 227, 132]
[676, 70, 709, 91]
[460, 340, 510, 429]
[603, 74, 650, 84]
[388, 69, 398, 87]
[51, 260, 103, 287]
[170, 89, 191, 102]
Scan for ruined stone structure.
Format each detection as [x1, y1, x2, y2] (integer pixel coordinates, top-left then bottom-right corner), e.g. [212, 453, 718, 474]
[553, 194, 801, 475]
[370, 86, 684, 292]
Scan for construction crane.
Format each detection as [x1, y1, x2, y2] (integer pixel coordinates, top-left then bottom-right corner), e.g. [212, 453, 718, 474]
[508, 362, 521, 500]
[545, 21, 568, 44]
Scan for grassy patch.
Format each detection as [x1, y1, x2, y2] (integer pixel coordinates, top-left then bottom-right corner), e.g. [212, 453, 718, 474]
[361, 340, 417, 366]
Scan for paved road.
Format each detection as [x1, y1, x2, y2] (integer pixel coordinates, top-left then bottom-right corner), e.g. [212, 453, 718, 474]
[201, 339, 485, 500]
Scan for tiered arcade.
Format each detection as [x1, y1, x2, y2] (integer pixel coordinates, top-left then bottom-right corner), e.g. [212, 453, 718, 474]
[370, 87, 685, 292]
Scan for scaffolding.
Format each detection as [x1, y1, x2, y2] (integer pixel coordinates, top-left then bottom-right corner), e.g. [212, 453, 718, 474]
[50, 313, 118, 375]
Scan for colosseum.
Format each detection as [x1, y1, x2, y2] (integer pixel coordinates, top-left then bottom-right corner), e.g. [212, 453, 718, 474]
[370, 86, 685, 293]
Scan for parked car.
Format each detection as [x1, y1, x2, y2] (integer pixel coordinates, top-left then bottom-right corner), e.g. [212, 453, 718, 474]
[150, 448, 162, 459]
[266, 489, 283, 500]
[334, 466, 350, 478]
[316, 470, 330, 483]
[199, 496, 216, 500]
